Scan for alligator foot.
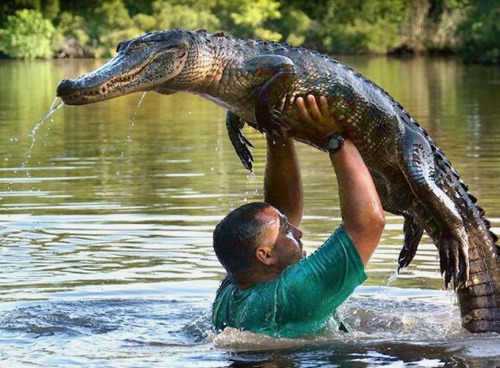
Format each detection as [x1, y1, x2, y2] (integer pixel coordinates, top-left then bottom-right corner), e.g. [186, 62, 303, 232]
[398, 217, 424, 271]
[226, 111, 254, 171]
[439, 227, 470, 289]
[243, 55, 296, 137]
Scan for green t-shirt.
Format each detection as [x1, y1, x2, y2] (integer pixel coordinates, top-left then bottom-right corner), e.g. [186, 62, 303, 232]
[212, 225, 367, 338]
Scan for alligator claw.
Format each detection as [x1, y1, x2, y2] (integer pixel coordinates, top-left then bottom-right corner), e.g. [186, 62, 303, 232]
[226, 111, 254, 171]
[439, 228, 469, 289]
[398, 217, 424, 271]
[255, 105, 286, 138]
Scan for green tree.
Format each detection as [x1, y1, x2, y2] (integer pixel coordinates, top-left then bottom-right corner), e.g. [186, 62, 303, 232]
[0, 9, 55, 59]
[92, 0, 143, 57]
[151, 0, 220, 32]
[458, 0, 500, 64]
[319, 0, 406, 54]
[281, 9, 311, 46]
[229, 0, 282, 40]
[41, 0, 59, 20]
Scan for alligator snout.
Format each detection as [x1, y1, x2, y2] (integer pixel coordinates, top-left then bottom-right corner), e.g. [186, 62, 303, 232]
[56, 78, 98, 105]
[57, 79, 77, 98]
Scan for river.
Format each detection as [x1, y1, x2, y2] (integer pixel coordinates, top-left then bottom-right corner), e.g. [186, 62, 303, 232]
[0, 57, 499, 367]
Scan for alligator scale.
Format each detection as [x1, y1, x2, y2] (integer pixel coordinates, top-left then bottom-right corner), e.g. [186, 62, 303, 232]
[56, 29, 500, 333]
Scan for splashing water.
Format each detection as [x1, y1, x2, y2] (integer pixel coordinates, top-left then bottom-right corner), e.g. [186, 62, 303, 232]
[130, 92, 147, 127]
[20, 96, 64, 169]
[387, 269, 400, 285]
[120, 93, 148, 158]
[246, 171, 259, 198]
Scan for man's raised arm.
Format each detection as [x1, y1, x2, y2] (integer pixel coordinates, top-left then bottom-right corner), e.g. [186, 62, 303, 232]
[296, 95, 385, 265]
[264, 136, 303, 227]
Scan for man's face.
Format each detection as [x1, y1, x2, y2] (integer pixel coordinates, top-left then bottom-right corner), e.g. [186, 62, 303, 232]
[256, 207, 305, 270]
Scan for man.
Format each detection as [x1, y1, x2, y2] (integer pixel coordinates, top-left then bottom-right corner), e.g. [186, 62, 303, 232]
[212, 95, 385, 338]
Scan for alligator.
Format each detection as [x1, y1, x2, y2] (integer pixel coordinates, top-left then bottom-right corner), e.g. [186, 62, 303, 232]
[56, 29, 500, 333]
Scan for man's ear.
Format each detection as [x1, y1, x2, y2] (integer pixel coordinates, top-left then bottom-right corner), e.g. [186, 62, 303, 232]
[255, 246, 276, 266]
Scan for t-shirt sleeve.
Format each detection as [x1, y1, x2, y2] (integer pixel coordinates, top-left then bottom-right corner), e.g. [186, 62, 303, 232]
[275, 225, 367, 327]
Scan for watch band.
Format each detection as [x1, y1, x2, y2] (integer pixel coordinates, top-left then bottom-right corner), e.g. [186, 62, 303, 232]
[326, 134, 345, 154]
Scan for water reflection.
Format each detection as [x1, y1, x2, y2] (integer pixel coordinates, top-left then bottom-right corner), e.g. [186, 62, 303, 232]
[1, 57, 500, 366]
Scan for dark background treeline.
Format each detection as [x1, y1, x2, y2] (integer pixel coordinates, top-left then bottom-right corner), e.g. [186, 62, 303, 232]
[0, 0, 498, 64]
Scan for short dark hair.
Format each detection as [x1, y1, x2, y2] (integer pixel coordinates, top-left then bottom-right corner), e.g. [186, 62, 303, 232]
[213, 202, 272, 274]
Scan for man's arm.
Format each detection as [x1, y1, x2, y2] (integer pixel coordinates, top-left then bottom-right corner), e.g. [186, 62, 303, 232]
[264, 136, 303, 227]
[296, 95, 385, 265]
[329, 140, 385, 265]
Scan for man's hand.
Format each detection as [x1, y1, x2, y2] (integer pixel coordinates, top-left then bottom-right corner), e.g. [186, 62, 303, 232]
[296, 95, 341, 133]
[284, 95, 342, 150]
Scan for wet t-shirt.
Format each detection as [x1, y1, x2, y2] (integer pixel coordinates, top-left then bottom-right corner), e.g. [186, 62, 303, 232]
[212, 225, 367, 338]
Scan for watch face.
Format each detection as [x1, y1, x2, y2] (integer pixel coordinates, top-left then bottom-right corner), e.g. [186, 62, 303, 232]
[329, 139, 340, 150]
[326, 135, 344, 152]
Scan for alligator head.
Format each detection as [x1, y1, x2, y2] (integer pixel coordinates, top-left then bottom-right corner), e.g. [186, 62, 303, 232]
[57, 30, 195, 105]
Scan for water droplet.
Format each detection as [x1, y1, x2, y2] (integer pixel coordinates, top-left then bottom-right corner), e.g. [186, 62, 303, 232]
[137, 92, 147, 107]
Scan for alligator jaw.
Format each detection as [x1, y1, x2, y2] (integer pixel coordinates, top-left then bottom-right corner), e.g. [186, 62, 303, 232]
[57, 53, 153, 105]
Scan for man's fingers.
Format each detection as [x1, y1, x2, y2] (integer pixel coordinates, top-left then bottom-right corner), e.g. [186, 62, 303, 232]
[296, 97, 313, 124]
[306, 94, 322, 122]
[318, 96, 330, 118]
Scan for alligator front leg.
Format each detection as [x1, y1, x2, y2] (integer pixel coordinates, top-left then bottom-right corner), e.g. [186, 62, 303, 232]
[243, 55, 297, 137]
[400, 127, 469, 288]
[226, 111, 254, 171]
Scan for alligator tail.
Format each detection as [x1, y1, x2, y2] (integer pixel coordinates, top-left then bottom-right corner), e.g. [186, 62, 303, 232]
[434, 147, 500, 333]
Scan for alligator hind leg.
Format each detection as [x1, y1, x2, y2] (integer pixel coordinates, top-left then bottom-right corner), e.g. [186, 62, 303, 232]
[243, 55, 296, 137]
[400, 127, 469, 288]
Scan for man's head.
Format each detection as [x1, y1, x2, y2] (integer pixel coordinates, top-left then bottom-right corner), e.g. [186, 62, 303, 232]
[213, 202, 304, 287]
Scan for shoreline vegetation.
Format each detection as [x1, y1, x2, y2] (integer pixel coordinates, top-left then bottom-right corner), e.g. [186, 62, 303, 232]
[0, 0, 498, 65]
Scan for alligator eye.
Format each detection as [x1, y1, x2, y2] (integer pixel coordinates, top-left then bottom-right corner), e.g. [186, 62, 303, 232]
[128, 42, 147, 52]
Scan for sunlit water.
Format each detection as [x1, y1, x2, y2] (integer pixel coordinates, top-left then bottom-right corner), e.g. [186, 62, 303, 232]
[1, 57, 499, 367]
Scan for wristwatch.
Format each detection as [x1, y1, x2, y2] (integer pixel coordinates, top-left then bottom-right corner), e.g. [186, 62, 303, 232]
[325, 134, 345, 154]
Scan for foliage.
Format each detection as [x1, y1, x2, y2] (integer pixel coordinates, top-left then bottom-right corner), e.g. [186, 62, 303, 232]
[91, 0, 142, 58]
[0, 9, 55, 59]
[281, 9, 311, 46]
[42, 0, 59, 20]
[319, 0, 406, 54]
[211, 0, 282, 41]
[0, 0, 498, 64]
[457, 0, 500, 64]
[151, 0, 220, 32]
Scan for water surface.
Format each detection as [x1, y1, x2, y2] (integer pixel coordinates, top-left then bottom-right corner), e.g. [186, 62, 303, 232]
[1, 57, 499, 367]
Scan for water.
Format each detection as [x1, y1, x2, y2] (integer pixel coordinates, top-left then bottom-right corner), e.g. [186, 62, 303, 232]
[1, 57, 500, 367]
[21, 97, 64, 169]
